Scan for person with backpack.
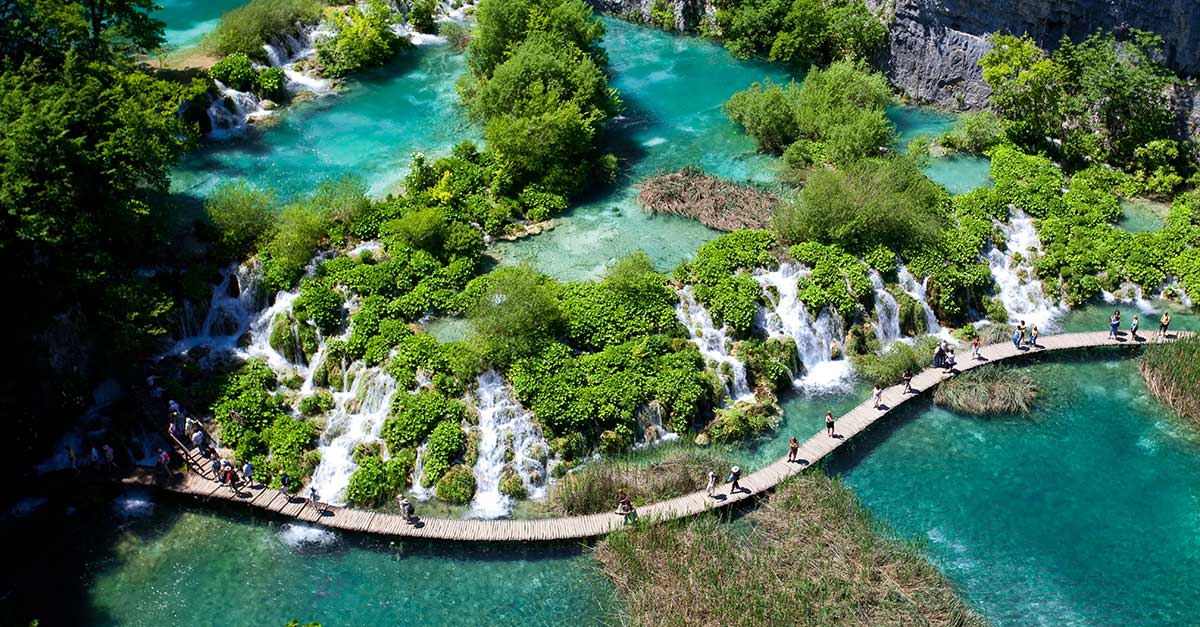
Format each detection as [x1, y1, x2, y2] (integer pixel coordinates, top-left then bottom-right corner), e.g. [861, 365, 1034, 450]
[727, 465, 742, 495]
[787, 436, 800, 462]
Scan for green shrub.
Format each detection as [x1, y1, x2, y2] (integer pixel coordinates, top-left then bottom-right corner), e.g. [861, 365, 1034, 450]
[345, 449, 416, 506]
[298, 390, 334, 415]
[410, 0, 439, 34]
[434, 464, 476, 503]
[293, 278, 343, 335]
[316, 0, 410, 79]
[499, 469, 527, 498]
[704, 401, 780, 444]
[211, 359, 288, 453]
[789, 242, 873, 321]
[256, 67, 287, 100]
[382, 391, 466, 450]
[210, 52, 257, 91]
[422, 420, 466, 485]
[205, 182, 277, 260]
[466, 265, 563, 367]
[207, 0, 327, 59]
[438, 21, 471, 50]
[850, 337, 939, 386]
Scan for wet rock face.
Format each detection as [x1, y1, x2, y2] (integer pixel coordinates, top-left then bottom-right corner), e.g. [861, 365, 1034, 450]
[874, 0, 1200, 109]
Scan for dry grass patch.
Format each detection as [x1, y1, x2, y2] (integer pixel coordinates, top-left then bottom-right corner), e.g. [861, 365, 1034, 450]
[595, 473, 988, 627]
[933, 366, 1039, 416]
[548, 447, 735, 516]
[635, 167, 778, 232]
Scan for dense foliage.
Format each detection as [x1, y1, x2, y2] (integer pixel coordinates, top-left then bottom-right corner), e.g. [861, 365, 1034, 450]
[207, 0, 328, 60]
[979, 31, 1191, 188]
[724, 61, 894, 170]
[316, 0, 410, 78]
[674, 230, 775, 336]
[712, 0, 886, 63]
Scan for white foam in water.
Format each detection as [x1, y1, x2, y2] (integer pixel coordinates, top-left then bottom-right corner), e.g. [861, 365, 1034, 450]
[869, 269, 901, 344]
[308, 367, 398, 505]
[1102, 283, 1159, 313]
[675, 286, 755, 402]
[986, 209, 1065, 330]
[643, 137, 667, 147]
[467, 370, 550, 519]
[753, 263, 851, 392]
[634, 401, 679, 448]
[114, 490, 155, 519]
[408, 444, 435, 501]
[277, 522, 339, 548]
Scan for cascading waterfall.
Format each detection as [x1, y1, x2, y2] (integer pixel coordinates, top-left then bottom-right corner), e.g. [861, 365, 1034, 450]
[674, 286, 754, 402]
[467, 370, 550, 518]
[986, 209, 1063, 329]
[896, 264, 942, 335]
[635, 401, 679, 448]
[1102, 283, 1158, 313]
[869, 270, 901, 343]
[308, 367, 398, 504]
[262, 23, 334, 94]
[205, 80, 271, 137]
[753, 263, 851, 391]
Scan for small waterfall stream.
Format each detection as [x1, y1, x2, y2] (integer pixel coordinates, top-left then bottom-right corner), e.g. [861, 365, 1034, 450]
[986, 210, 1063, 329]
[308, 367, 397, 504]
[674, 286, 754, 402]
[897, 264, 942, 335]
[869, 270, 901, 344]
[753, 263, 851, 391]
[467, 370, 549, 518]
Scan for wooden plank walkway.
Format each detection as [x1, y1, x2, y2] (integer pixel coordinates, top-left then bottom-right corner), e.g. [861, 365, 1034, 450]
[127, 330, 1187, 542]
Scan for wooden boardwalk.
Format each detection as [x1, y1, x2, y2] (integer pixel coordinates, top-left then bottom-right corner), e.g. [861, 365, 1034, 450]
[131, 330, 1187, 541]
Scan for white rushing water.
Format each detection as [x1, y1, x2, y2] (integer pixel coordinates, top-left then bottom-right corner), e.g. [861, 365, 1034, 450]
[986, 209, 1064, 329]
[635, 401, 679, 447]
[307, 366, 398, 505]
[869, 270, 901, 344]
[467, 370, 550, 518]
[674, 286, 754, 402]
[896, 263, 943, 335]
[753, 263, 852, 392]
[277, 522, 340, 548]
[206, 80, 272, 137]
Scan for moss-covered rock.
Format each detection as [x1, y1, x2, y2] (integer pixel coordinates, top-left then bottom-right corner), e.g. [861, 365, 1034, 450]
[435, 464, 476, 504]
[500, 468, 527, 499]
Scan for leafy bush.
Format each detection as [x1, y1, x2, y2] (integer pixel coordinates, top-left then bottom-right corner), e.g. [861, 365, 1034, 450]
[788, 242, 873, 321]
[424, 421, 466, 485]
[256, 67, 287, 100]
[704, 401, 780, 444]
[298, 390, 334, 415]
[211, 359, 288, 453]
[675, 230, 774, 337]
[210, 52, 257, 91]
[719, 0, 885, 63]
[410, 0, 439, 34]
[345, 449, 416, 506]
[438, 21, 472, 50]
[850, 337, 940, 386]
[293, 278, 343, 335]
[939, 110, 1005, 154]
[205, 182, 277, 259]
[382, 391, 466, 450]
[560, 253, 679, 350]
[317, 0, 410, 79]
[434, 464, 476, 503]
[261, 202, 329, 294]
[207, 0, 327, 59]
[466, 265, 563, 366]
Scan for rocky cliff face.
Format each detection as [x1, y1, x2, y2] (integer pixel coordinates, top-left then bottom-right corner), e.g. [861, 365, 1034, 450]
[875, 0, 1200, 110]
[588, 0, 710, 31]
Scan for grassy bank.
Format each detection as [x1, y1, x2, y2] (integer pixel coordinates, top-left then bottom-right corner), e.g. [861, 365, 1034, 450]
[547, 446, 735, 515]
[1140, 335, 1200, 424]
[595, 472, 988, 627]
[933, 366, 1039, 416]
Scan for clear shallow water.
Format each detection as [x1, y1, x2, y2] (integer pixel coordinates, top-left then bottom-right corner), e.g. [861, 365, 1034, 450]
[1117, 198, 1170, 233]
[158, 0, 246, 49]
[828, 353, 1200, 627]
[4, 494, 615, 626]
[171, 46, 477, 201]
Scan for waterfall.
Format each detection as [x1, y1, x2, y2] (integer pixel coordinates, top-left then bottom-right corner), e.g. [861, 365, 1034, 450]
[408, 444, 435, 501]
[635, 402, 679, 448]
[897, 264, 942, 335]
[308, 367, 398, 504]
[1102, 283, 1158, 313]
[986, 209, 1063, 329]
[869, 270, 901, 344]
[205, 80, 270, 137]
[753, 263, 851, 392]
[674, 286, 754, 402]
[262, 23, 335, 95]
[467, 370, 550, 518]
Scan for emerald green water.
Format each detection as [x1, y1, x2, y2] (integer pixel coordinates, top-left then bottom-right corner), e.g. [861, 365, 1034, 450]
[3, 495, 615, 626]
[159, 0, 247, 49]
[1117, 198, 1170, 233]
[827, 353, 1200, 626]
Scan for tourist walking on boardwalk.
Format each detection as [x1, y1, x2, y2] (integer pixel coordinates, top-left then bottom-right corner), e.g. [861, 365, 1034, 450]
[102, 444, 116, 470]
[279, 471, 291, 495]
[1131, 314, 1140, 341]
[1011, 326, 1021, 349]
[902, 369, 912, 393]
[825, 411, 835, 437]
[65, 446, 77, 472]
[1158, 311, 1172, 340]
[1031, 325, 1040, 348]
[310, 486, 321, 513]
[872, 385, 883, 409]
[1018, 321, 1027, 346]
[398, 493, 416, 524]
[705, 470, 716, 497]
[224, 466, 239, 492]
[1109, 310, 1121, 338]
[943, 349, 957, 372]
[211, 454, 222, 482]
[157, 449, 171, 477]
[787, 436, 799, 462]
[972, 337, 980, 360]
[168, 420, 183, 442]
[192, 429, 206, 457]
[727, 466, 742, 495]
[90, 446, 100, 468]
[615, 491, 637, 523]
[242, 460, 254, 487]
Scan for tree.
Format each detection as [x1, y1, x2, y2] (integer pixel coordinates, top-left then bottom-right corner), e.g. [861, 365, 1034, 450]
[467, 266, 563, 366]
[206, 182, 277, 259]
[81, 0, 165, 52]
[467, 0, 605, 79]
[979, 34, 1066, 149]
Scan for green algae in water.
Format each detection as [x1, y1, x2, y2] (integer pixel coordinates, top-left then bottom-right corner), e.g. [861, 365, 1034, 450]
[827, 354, 1200, 626]
[72, 503, 616, 626]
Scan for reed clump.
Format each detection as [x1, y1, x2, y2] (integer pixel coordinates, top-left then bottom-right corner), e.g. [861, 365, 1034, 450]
[1140, 335, 1200, 424]
[547, 446, 735, 516]
[933, 366, 1039, 416]
[635, 167, 779, 231]
[594, 473, 989, 627]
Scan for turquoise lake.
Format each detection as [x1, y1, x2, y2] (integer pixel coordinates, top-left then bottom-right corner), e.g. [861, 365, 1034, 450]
[158, 0, 248, 49]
